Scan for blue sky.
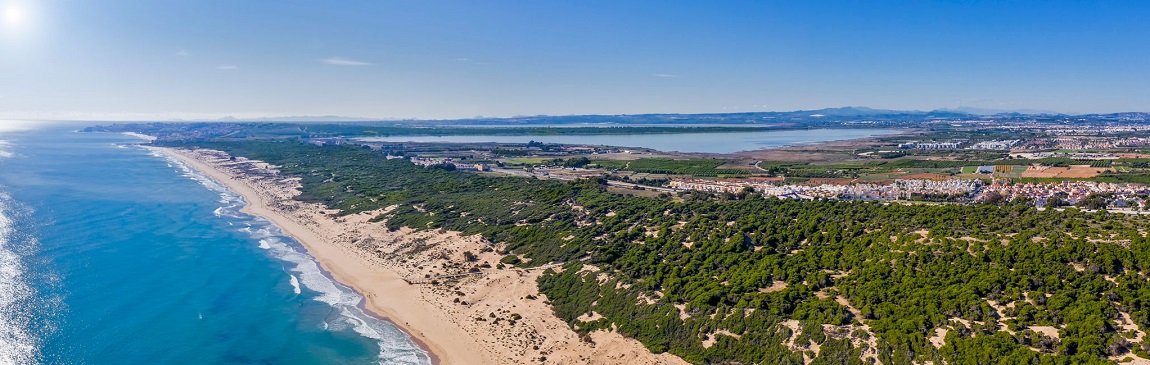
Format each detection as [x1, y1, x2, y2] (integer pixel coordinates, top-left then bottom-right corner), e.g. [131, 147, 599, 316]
[0, 1, 1147, 120]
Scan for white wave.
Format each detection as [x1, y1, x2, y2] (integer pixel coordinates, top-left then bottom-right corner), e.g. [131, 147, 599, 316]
[121, 132, 157, 141]
[0, 140, 12, 159]
[142, 147, 236, 200]
[254, 217, 430, 363]
[239, 222, 430, 363]
[0, 193, 39, 365]
[152, 148, 432, 365]
[289, 275, 301, 295]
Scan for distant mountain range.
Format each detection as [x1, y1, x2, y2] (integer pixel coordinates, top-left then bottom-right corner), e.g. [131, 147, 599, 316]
[933, 107, 1062, 116]
[790, 106, 1062, 117]
[210, 115, 380, 122]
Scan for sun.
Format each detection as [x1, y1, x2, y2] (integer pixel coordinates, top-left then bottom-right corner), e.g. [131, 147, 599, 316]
[1, 2, 38, 47]
[3, 3, 24, 28]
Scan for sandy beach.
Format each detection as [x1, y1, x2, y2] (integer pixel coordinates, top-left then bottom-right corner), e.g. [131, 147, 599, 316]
[158, 147, 689, 365]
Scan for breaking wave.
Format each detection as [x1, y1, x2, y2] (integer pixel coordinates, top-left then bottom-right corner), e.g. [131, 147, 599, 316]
[0, 140, 12, 158]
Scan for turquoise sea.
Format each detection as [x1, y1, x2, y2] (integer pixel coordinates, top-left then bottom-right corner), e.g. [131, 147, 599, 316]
[0, 124, 431, 364]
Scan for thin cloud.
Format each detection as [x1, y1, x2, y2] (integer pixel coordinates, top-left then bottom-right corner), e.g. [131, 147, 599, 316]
[455, 58, 490, 65]
[176, 49, 189, 57]
[653, 73, 678, 78]
[216, 65, 239, 70]
[321, 57, 373, 66]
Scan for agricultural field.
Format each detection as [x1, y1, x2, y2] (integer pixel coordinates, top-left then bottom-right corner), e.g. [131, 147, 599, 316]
[591, 158, 747, 177]
[498, 157, 552, 166]
[1021, 165, 1113, 178]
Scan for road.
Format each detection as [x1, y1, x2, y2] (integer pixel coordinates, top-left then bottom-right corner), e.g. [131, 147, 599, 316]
[604, 180, 681, 194]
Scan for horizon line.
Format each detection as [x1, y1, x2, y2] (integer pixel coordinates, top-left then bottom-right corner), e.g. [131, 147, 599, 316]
[5, 106, 1149, 123]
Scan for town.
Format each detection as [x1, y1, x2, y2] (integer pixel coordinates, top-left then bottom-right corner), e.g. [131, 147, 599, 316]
[665, 177, 1150, 209]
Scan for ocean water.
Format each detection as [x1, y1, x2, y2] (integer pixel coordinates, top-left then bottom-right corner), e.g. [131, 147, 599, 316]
[0, 124, 431, 365]
[356, 128, 902, 153]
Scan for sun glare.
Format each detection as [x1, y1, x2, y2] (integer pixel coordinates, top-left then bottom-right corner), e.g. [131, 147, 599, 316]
[3, 5, 20, 23]
[2, 3, 26, 31]
[0, 1, 40, 45]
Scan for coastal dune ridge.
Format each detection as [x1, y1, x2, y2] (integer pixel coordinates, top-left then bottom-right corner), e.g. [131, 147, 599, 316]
[153, 145, 690, 365]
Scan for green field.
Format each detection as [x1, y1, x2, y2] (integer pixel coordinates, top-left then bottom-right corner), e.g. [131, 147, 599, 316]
[591, 158, 747, 177]
[499, 157, 551, 165]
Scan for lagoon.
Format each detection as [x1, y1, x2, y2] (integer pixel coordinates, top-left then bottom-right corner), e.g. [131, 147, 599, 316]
[357, 128, 902, 154]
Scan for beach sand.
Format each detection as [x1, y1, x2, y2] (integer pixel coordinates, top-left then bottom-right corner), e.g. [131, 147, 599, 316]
[159, 147, 689, 365]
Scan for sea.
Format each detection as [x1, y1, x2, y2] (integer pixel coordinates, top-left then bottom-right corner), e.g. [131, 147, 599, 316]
[0, 123, 431, 365]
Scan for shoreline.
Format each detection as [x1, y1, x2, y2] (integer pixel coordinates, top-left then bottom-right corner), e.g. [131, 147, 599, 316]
[156, 145, 692, 365]
[156, 147, 448, 365]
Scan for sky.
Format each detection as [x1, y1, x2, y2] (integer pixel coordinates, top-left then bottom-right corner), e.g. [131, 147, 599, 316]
[0, 0, 1148, 121]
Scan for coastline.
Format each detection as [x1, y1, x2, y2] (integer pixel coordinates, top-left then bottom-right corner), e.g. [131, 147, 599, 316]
[156, 146, 691, 365]
[156, 147, 450, 364]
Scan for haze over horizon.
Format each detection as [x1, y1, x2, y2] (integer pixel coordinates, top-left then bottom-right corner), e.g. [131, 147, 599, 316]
[1, 1, 1148, 121]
